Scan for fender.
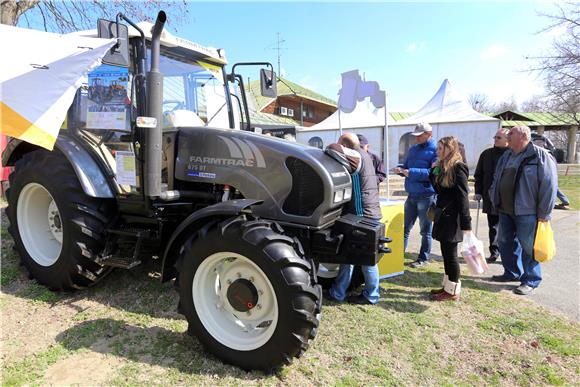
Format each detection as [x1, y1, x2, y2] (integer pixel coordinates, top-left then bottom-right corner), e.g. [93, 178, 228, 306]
[2, 135, 114, 198]
[161, 198, 263, 282]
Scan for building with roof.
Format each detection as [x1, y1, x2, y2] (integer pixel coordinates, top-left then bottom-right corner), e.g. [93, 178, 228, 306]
[493, 111, 578, 163]
[247, 77, 337, 128]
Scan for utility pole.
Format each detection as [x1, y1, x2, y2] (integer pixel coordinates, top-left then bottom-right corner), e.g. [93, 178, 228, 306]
[265, 33, 287, 76]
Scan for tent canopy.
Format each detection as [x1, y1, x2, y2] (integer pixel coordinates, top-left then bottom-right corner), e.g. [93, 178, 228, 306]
[395, 79, 498, 125]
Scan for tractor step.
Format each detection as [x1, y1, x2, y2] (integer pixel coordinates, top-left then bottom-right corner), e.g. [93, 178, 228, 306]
[98, 255, 141, 269]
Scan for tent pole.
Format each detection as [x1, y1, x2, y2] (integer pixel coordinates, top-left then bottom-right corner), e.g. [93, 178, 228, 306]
[383, 91, 389, 199]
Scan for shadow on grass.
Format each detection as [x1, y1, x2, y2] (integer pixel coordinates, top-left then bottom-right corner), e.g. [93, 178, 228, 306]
[2, 258, 182, 321]
[55, 318, 275, 378]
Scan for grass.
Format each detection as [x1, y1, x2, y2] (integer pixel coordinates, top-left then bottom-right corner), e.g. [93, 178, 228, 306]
[558, 175, 580, 210]
[1, 201, 579, 385]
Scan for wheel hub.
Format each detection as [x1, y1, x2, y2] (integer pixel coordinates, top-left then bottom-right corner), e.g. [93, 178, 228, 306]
[226, 278, 259, 312]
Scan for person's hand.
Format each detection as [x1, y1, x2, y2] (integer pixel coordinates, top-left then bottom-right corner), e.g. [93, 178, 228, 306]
[538, 218, 548, 222]
[431, 161, 438, 168]
[474, 194, 482, 201]
[393, 167, 401, 174]
[402, 169, 409, 177]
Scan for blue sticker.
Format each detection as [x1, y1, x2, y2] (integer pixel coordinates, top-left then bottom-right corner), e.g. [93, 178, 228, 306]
[188, 171, 216, 179]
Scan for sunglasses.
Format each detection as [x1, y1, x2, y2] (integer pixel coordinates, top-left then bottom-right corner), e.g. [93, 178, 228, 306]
[493, 136, 505, 140]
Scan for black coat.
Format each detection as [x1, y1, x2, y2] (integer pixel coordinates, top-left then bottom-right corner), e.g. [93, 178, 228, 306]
[474, 146, 508, 214]
[429, 162, 472, 243]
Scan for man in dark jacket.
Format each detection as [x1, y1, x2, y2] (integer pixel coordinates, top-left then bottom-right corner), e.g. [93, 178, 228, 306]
[474, 128, 509, 263]
[326, 133, 382, 305]
[489, 125, 557, 295]
[357, 134, 386, 187]
[394, 122, 437, 268]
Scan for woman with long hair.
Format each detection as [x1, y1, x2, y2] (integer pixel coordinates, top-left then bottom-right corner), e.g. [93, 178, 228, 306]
[429, 136, 472, 301]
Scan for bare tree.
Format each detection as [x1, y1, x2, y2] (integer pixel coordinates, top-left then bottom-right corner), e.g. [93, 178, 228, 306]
[1, 0, 188, 33]
[491, 96, 519, 114]
[520, 95, 547, 112]
[468, 93, 491, 112]
[531, 1, 580, 126]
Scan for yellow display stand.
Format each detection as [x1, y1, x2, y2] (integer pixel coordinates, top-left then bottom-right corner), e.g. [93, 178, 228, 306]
[378, 198, 405, 279]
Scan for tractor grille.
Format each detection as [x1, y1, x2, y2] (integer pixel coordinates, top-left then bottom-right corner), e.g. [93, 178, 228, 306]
[283, 157, 323, 216]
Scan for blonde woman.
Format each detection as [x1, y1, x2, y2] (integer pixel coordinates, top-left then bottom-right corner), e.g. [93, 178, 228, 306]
[429, 136, 472, 301]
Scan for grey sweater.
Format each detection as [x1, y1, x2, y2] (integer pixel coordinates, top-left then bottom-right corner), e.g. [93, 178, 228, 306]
[489, 142, 557, 220]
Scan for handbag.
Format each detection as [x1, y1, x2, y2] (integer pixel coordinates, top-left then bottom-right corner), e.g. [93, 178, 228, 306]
[426, 203, 441, 222]
[534, 221, 556, 263]
[426, 201, 450, 222]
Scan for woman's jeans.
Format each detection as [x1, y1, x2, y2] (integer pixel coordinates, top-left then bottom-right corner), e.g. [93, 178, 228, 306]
[403, 195, 434, 262]
[498, 213, 542, 288]
[329, 264, 380, 304]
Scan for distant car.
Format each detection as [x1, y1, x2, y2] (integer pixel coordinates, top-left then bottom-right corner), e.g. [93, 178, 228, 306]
[532, 132, 566, 162]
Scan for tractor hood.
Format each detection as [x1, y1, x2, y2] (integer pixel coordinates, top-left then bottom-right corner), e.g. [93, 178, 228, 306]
[174, 127, 352, 228]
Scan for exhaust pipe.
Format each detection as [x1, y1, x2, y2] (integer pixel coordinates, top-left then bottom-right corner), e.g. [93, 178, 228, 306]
[144, 11, 167, 198]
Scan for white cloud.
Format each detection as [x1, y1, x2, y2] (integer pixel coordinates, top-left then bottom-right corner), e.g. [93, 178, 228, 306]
[484, 73, 544, 106]
[480, 44, 509, 60]
[406, 42, 425, 53]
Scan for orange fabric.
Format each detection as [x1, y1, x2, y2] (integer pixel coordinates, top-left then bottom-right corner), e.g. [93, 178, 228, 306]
[0, 102, 55, 150]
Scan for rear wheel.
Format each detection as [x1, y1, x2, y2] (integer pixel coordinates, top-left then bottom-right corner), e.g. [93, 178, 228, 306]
[6, 150, 115, 290]
[177, 215, 321, 371]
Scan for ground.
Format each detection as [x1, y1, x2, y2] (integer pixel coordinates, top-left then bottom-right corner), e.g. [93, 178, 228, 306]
[1, 196, 578, 385]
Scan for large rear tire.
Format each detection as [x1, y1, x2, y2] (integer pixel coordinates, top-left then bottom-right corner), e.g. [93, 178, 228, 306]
[6, 150, 115, 290]
[177, 215, 322, 371]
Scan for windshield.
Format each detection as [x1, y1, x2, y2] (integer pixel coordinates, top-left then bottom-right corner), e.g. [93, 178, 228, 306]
[156, 52, 230, 129]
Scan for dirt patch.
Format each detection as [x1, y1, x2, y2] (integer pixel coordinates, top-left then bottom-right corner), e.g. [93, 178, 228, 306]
[43, 351, 120, 386]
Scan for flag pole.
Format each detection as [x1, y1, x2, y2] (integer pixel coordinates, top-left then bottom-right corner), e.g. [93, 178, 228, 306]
[383, 91, 389, 199]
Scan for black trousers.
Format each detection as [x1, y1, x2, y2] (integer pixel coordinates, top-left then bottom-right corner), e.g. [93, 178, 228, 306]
[487, 214, 500, 258]
[440, 241, 460, 283]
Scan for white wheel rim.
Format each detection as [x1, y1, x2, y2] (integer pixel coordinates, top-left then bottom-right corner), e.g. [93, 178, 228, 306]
[16, 183, 63, 266]
[192, 252, 279, 351]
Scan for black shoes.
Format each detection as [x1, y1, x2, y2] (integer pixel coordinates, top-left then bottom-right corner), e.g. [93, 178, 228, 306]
[410, 260, 429, 268]
[347, 294, 373, 305]
[490, 274, 520, 282]
[554, 203, 570, 210]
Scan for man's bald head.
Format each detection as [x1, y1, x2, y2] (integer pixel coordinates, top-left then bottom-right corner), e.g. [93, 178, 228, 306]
[338, 133, 360, 149]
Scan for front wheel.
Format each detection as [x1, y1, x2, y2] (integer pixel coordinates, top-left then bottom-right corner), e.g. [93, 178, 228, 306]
[177, 216, 321, 371]
[6, 150, 114, 290]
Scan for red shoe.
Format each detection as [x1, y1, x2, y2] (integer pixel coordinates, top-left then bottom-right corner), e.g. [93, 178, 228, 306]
[431, 291, 460, 301]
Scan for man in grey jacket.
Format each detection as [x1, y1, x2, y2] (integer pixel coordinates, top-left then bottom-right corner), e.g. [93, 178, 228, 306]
[489, 125, 557, 295]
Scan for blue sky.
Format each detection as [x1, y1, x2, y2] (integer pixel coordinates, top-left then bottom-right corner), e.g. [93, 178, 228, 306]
[17, 1, 563, 112]
[172, 1, 561, 112]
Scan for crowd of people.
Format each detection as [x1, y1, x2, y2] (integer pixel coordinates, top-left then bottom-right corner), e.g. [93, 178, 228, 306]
[323, 122, 559, 305]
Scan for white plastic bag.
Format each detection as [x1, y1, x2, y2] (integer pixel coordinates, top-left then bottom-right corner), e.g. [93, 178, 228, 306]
[461, 232, 488, 275]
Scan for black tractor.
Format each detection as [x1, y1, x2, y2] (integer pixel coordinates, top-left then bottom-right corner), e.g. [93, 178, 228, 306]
[2, 12, 390, 371]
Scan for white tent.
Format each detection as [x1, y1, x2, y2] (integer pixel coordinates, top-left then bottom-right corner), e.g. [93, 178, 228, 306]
[296, 100, 394, 156]
[388, 79, 500, 171]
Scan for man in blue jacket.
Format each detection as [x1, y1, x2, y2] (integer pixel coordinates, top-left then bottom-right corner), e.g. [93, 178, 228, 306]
[395, 122, 437, 268]
[489, 125, 557, 295]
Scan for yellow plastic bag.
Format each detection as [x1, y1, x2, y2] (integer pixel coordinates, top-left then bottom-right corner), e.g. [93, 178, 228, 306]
[534, 221, 556, 263]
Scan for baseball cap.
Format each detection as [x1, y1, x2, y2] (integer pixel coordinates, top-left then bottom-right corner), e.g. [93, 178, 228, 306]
[356, 134, 369, 146]
[411, 122, 433, 136]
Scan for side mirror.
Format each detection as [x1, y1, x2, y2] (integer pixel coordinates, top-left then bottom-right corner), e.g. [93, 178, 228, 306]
[97, 19, 130, 67]
[260, 69, 277, 98]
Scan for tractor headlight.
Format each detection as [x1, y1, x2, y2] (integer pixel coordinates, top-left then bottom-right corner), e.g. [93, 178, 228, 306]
[343, 187, 352, 201]
[333, 189, 344, 203]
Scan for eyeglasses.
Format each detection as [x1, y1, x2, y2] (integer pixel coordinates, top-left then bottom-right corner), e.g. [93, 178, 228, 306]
[493, 136, 505, 140]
